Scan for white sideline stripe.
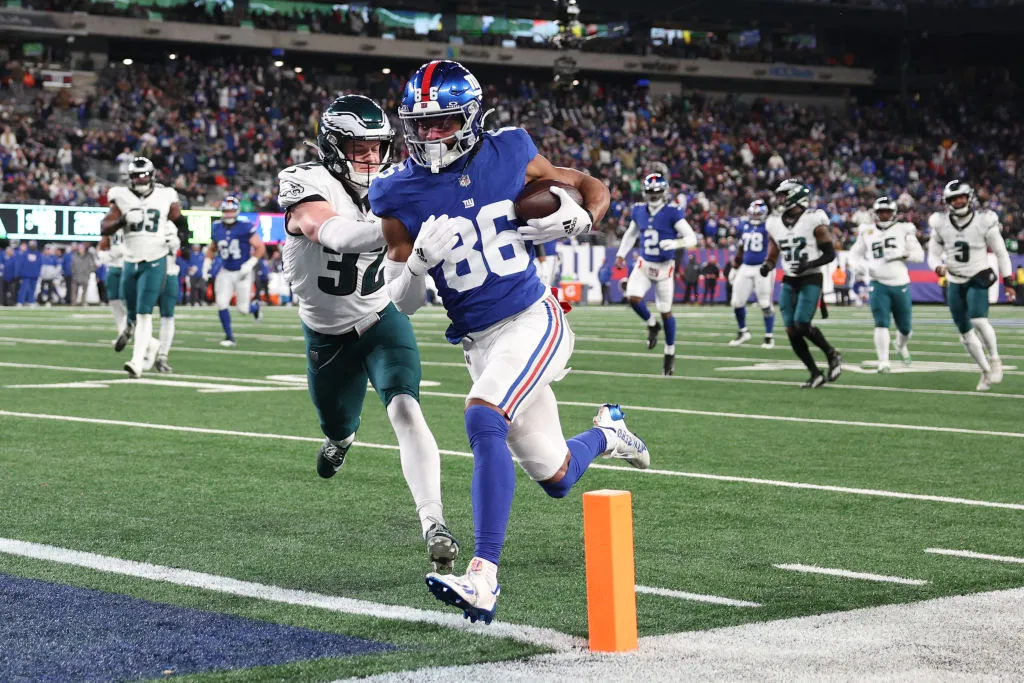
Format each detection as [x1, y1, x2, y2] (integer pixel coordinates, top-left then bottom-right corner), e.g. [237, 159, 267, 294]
[3, 411, 1024, 511]
[0, 538, 579, 650]
[773, 564, 929, 586]
[4, 338, 1023, 399]
[924, 548, 1024, 564]
[635, 585, 761, 608]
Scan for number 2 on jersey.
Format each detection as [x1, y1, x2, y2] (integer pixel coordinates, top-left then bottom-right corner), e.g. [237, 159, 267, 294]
[318, 248, 385, 297]
[778, 236, 806, 262]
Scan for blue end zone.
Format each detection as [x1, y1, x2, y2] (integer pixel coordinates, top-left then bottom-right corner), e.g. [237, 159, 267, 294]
[0, 573, 396, 681]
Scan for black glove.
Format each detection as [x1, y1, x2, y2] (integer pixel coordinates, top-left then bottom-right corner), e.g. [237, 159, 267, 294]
[759, 262, 774, 277]
[792, 260, 810, 276]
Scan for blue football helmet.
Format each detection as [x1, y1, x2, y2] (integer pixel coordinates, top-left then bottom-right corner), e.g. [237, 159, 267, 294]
[399, 60, 485, 173]
[746, 199, 769, 224]
[642, 173, 668, 207]
[220, 195, 240, 224]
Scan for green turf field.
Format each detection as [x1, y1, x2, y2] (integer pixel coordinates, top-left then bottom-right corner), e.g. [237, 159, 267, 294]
[1, 302, 1023, 680]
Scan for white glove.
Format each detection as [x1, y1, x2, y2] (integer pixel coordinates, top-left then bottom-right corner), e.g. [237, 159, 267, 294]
[242, 256, 259, 272]
[520, 187, 593, 242]
[727, 268, 738, 285]
[659, 238, 687, 251]
[202, 257, 212, 280]
[124, 208, 145, 228]
[408, 214, 459, 276]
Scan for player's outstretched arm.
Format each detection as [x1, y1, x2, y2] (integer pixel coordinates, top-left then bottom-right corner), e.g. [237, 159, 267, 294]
[615, 221, 639, 263]
[168, 202, 190, 254]
[660, 218, 698, 251]
[100, 204, 124, 236]
[286, 200, 386, 254]
[525, 153, 610, 223]
[902, 228, 925, 263]
[382, 216, 426, 315]
[926, 233, 946, 276]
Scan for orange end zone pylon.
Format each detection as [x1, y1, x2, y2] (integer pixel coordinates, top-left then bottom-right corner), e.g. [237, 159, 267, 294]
[583, 489, 638, 652]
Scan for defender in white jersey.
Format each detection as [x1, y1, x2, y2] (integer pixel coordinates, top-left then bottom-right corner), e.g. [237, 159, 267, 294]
[101, 157, 190, 378]
[278, 95, 458, 570]
[762, 179, 842, 388]
[926, 180, 1015, 390]
[850, 197, 924, 373]
[97, 228, 130, 350]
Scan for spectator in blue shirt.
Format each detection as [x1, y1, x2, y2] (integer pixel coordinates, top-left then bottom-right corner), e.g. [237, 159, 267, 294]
[16, 241, 42, 306]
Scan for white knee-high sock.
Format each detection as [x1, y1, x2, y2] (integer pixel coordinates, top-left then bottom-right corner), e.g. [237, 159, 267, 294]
[971, 318, 999, 360]
[158, 317, 175, 358]
[387, 394, 444, 536]
[960, 329, 991, 373]
[131, 314, 153, 367]
[896, 330, 911, 352]
[874, 327, 891, 364]
[110, 300, 127, 335]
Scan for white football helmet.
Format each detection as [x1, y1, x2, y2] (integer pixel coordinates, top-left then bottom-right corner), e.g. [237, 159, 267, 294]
[942, 179, 974, 218]
[127, 157, 155, 197]
[872, 196, 897, 228]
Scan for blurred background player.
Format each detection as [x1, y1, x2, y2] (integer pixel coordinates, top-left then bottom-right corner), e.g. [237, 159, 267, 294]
[761, 179, 842, 388]
[370, 59, 649, 624]
[100, 157, 188, 378]
[849, 196, 924, 373]
[729, 199, 776, 348]
[154, 248, 181, 373]
[277, 94, 459, 570]
[98, 228, 130, 351]
[614, 172, 697, 375]
[203, 196, 266, 347]
[927, 180, 1015, 390]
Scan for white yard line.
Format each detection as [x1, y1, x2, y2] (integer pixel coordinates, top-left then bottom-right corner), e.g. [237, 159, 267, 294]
[2, 410, 1023, 511]
[924, 548, 1024, 564]
[773, 564, 929, 586]
[0, 537, 579, 650]
[634, 585, 761, 608]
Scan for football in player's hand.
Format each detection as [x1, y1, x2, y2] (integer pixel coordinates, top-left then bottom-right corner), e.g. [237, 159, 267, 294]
[515, 179, 584, 222]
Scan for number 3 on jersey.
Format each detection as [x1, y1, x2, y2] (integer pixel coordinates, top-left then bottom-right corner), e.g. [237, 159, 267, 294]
[441, 199, 530, 292]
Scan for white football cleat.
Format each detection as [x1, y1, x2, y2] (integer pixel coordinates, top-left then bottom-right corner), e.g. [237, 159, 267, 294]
[897, 344, 912, 366]
[976, 371, 992, 392]
[761, 335, 775, 349]
[593, 403, 650, 469]
[877, 362, 891, 374]
[219, 339, 237, 348]
[728, 330, 752, 346]
[142, 339, 160, 371]
[123, 360, 142, 379]
[425, 557, 500, 625]
[989, 358, 1003, 384]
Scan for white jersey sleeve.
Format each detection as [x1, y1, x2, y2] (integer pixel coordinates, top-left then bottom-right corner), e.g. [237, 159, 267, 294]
[278, 163, 329, 210]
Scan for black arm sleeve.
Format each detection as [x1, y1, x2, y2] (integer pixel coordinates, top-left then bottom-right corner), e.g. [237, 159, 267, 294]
[800, 240, 836, 269]
[173, 214, 191, 256]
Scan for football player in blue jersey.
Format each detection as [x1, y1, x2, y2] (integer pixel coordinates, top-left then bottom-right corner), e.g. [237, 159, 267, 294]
[728, 199, 776, 348]
[369, 60, 650, 625]
[614, 173, 697, 376]
[202, 196, 266, 346]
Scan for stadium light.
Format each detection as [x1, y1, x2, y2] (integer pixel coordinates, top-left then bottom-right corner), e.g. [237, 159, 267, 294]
[168, 53, 177, 60]
[382, 67, 391, 74]
[572, 79, 580, 86]
[273, 60, 284, 67]
[294, 66, 303, 74]
[122, 58, 133, 66]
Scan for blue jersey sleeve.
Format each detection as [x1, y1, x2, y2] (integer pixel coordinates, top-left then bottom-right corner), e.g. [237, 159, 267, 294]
[368, 162, 425, 239]
[491, 127, 538, 171]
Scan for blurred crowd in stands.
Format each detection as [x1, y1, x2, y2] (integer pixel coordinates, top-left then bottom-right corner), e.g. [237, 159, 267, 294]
[1, 46, 1022, 256]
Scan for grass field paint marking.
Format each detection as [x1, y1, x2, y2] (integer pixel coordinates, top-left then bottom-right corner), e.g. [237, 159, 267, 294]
[924, 548, 1024, 564]
[634, 585, 761, 608]
[774, 564, 929, 586]
[3, 411, 1024, 512]
[0, 538, 579, 650]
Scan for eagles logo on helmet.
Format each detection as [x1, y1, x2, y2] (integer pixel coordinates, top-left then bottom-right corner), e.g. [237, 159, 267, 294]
[942, 179, 975, 219]
[872, 196, 897, 228]
[316, 94, 394, 188]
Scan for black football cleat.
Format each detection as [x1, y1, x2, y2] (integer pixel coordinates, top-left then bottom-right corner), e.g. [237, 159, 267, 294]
[425, 521, 460, 572]
[646, 321, 662, 350]
[801, 374, 826, 389]
[316, 438, 350, 478]
[827, 350, 843, 382]
[662, 354, 675, 376]
[154, 357, 173, 373]
[114, 322, 134, 353]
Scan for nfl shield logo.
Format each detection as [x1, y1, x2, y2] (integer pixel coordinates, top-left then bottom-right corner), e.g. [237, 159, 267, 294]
[459, 175, 471, 187]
